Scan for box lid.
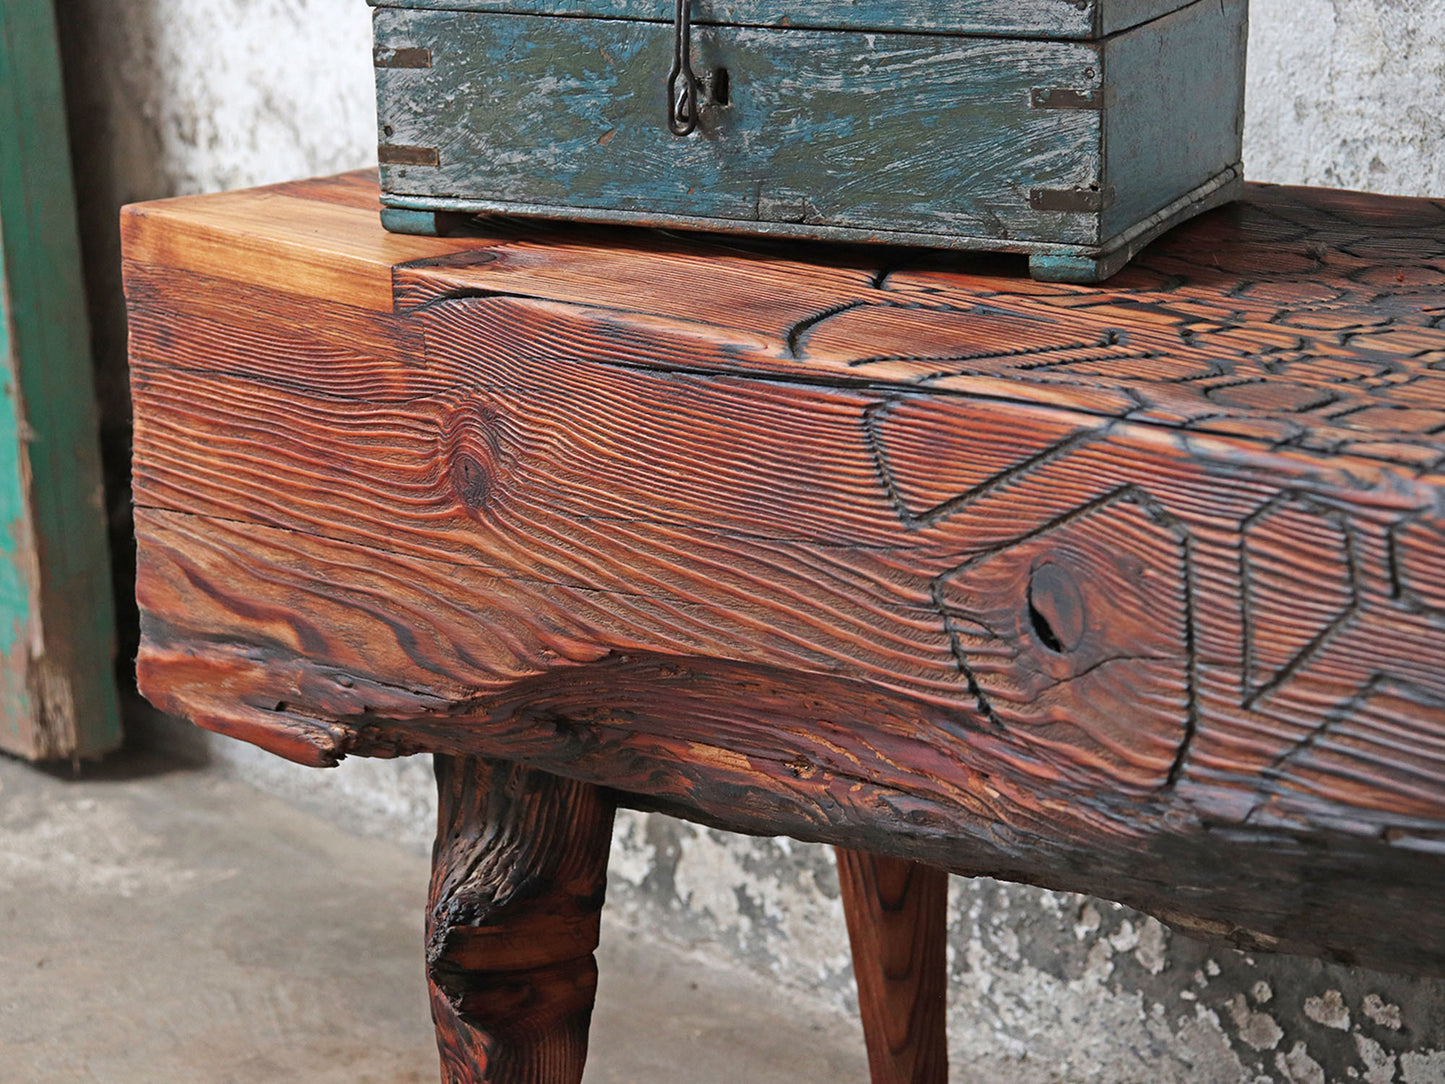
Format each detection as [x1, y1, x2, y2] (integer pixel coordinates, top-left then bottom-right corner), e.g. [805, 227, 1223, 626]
[367, 0, 1200, 40]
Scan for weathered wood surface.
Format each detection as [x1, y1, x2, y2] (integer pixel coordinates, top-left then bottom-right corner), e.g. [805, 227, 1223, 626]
[0, 0, 119, 759]
[836, 849, 949, 1083]
[373, 0, 1244, 278]
[1098, 0, 1246, 242]
[375, 9, 1105, 240]
[370, 0, 1192, 41]
[429, 755, 614, 1083]
[128, 173, 1445, 976]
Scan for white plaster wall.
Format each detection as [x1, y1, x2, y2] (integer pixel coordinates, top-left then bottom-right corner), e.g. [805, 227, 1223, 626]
[63, 0, 1445, 1079]
[1245, 0, 1445, 196]
[61, 0, 1445, 198]
[61, 0, 375, 198]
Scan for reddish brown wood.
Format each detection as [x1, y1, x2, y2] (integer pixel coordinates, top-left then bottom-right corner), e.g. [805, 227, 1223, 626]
[428, 755, 614, 1083]
[124, 173, 1445, 985]
[836, 849, 949, 1084]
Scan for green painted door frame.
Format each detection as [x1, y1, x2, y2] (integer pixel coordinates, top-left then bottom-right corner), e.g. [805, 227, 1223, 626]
[0, 0, 120, 758]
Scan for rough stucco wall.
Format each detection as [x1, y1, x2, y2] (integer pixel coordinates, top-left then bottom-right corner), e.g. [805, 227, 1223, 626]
[607, 816, 1445, 1083]
[57, 0, 1445, 1079]
[1245, 0, 1445, 196]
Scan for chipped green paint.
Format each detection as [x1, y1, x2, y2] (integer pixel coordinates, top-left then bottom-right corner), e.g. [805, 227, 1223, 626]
[0, 237, 36, 747]
[369, 0, 1197, 41]
[0, 0, 120, 759]
[0, 240, 31, 641]
[378, 12, 1104, 241]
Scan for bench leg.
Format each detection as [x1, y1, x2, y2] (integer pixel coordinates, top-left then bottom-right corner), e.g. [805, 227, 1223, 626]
[835, 849, 950, 1084]
[428, 755, 615, 1084]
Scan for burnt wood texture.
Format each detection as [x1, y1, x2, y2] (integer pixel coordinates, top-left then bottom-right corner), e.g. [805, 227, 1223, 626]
[429, 755, 614, 1083]
[128, 173, 1445, 1003]
[836, 849, 950, 1083]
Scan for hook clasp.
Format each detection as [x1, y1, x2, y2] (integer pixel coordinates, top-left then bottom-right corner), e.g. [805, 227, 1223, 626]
[666, 0, 699, 136]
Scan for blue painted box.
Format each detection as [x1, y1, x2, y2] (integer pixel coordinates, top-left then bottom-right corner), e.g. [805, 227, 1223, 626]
[371, 0, 1246, 282]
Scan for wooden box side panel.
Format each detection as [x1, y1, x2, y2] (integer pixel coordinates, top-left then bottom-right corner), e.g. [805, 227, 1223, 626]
[375, 10, 1105, 245]
[1098, 0, 1206, 36]
[1102, 0, 1247, 240]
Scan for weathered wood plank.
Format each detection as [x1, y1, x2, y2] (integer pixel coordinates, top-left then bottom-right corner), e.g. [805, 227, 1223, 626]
[126, 175, 1445, 976]
[368, 0, 1191, 41]
[373, 0, 1245, 279]
[1100, 0, 1246, 238]
[0, 0, 118, 758]
[375, 10, 1103, 242]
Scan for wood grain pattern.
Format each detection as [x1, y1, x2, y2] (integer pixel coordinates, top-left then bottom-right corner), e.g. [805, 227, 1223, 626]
[126, 173, 1445, 977]
[369, 0, 1192, 40]
[429, 755, 614, 1083]
[1099, 0, 1245, 240]
[836, 849, 949, 1084]
[375, 10, 1104, 240]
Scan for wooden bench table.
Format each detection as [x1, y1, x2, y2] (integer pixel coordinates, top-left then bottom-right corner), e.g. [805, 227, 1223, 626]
[125, 173, 1445, 1082]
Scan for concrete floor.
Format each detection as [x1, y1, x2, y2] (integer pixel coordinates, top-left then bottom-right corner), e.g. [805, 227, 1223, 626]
[0, 749, 868, 1083]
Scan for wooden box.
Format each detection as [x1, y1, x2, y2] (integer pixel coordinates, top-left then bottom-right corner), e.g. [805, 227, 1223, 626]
[371, 0, 1246, 282]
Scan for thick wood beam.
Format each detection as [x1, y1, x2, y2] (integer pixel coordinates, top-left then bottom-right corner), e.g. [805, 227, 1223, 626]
[126, 174, 1445, 976]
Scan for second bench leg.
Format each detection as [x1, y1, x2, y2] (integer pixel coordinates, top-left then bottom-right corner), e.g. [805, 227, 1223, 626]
[836, 848, 950, 1084]
[428, 755, 615, 1084]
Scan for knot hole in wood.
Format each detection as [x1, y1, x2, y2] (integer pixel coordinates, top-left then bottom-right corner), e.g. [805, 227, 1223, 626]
[1027, 561, 1084, 654]
[937, 489, 1195, 788]
[440, 399, 510, 516]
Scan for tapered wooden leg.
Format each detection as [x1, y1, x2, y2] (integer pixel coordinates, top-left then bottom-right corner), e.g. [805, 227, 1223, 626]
[428, 755, 615, 1084]
[835, 848, 950, 1084]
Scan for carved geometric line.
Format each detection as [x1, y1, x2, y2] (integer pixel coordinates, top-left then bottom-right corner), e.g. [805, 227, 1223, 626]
[929, 576, 1007, 734]
[938, 482, 1182, 575]
[1387, 515, 1411, 604]
[1260, 672, 1445, 826]
[1167, 525, 1200, 791]
[1326, 401, 1445, 436]
[862, 398, 1107, 532]
[404, 283, 556, 318]
[1263, 670, 1391, 780]
[1386, 511, 1445, 619]
[1239, 490, 1360, 708]
[785, 300, 868, 358]
[1061, 296, 1196, 322]
[1005, 348, 1157, 373]
[841, 338, 1133, 372]
[1145, 363, 1234, 386]
[1203, 378, 1339, 413]
[931, 485, 1198, 775]
[1111, 490, 1197, 790]
[861, 399, 918, 530]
